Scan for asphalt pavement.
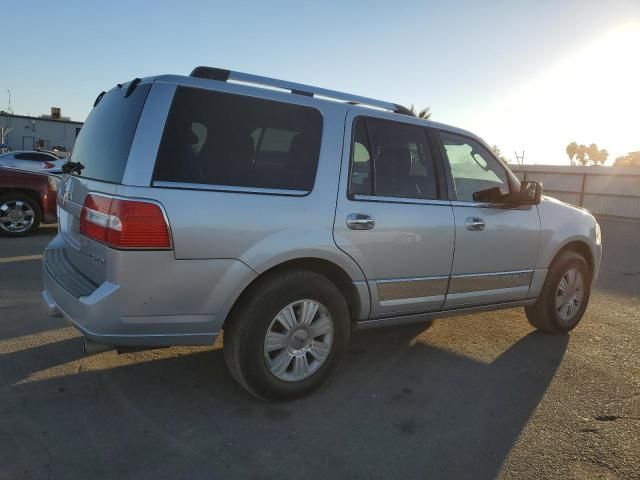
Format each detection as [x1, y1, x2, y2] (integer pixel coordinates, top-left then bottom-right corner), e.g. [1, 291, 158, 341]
[0, 219, 638, 480]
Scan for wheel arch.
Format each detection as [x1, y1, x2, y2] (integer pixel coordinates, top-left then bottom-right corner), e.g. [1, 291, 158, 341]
[223, 257, 369, 330]
[551, 239, 594, 274]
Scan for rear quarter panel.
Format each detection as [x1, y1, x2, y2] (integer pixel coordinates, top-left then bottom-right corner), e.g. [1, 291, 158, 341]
[0, 168, 58, 223]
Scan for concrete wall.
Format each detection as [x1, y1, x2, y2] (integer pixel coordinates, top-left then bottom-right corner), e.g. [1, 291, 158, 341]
[0, 113, 83, 152]
[510, 164, 640, 220]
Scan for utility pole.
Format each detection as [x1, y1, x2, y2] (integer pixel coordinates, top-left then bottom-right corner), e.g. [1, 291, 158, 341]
[6, 90, 13, 114]
[514, 150, 525, 165]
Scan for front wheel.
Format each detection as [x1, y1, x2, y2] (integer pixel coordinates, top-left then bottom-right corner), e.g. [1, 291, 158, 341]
[223, 269, 350, 400]
[525, 251, 592, 333]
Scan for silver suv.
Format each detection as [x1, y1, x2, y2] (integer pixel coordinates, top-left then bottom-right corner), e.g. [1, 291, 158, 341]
[42, 67, 602, 399]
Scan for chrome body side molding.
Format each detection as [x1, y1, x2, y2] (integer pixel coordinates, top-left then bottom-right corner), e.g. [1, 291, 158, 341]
[376, 276, 449, 301]
[448, 270, 533, 294]
[354, 299, 537, 330]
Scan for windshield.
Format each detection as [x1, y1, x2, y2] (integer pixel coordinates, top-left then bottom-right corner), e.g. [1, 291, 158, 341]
[70, 83, 151, 183]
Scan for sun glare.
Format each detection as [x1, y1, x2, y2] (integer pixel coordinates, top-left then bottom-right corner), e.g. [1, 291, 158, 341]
[472, 22, 640, 164]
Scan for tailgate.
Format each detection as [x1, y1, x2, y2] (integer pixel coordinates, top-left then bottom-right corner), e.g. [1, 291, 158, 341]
[57, 176, 118, 285]
[51, 80, 152, 285]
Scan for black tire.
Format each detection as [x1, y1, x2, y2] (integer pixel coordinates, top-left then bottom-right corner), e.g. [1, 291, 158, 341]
[0, 193, 42, 237]
[223, 269, 350, 400]
[525, 251, 591, 334]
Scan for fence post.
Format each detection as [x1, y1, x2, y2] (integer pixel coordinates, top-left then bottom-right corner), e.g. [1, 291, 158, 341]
[579, 173, 587, 207]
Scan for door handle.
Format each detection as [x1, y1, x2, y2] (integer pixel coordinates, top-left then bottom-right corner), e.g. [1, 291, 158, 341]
[347, 213, 375, 230]
[465, 217, 485, 231]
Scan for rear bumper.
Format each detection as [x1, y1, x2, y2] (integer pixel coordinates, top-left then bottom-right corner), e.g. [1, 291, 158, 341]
[41, 234, 257, 346]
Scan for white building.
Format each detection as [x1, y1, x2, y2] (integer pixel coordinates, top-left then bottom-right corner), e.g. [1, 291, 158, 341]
[0, 108, 83, 152]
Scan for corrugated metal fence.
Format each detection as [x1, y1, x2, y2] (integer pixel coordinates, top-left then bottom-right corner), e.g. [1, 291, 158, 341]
[510, 165, 640, 220]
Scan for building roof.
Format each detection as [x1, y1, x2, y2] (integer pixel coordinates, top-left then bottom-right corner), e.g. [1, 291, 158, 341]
[0, 111, 83, 126]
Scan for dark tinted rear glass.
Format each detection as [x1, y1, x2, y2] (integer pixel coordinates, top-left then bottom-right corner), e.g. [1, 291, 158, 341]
[154, 87, 323, 192]
[15, 153, 54, 162]
[70, 83, 151, 183]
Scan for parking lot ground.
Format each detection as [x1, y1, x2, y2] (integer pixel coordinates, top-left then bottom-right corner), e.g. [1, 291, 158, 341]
[0, 219, 638, 480]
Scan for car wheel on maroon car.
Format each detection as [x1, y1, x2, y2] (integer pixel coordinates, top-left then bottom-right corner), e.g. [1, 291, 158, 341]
[0, 193, 42, 237]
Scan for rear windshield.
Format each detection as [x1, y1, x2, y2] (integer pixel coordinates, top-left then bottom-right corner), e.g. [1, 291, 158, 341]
[153, 86, 323, 192]
[70, 83, 151, 183]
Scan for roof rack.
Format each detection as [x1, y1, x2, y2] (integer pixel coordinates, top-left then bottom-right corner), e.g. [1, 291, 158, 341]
[190, 66, 415, 116]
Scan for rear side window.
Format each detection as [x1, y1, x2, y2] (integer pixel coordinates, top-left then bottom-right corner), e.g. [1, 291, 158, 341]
[349, 117, 437, 200]
[154, 87, 323, 192]
[70, 83, 151, 183]
[14, 153, 54, 162]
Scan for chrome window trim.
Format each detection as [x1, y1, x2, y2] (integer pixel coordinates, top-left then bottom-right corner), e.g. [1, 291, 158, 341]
[152, 181, 309, 197]
[352, 194, 451, 207]
[448, 270, 533, 294]
[450, 200, 531, 210]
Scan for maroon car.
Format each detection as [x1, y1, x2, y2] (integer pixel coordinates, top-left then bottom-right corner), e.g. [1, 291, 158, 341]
[0, 167, 59, 236]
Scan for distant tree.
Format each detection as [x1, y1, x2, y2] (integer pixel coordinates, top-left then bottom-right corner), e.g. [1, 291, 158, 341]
[575, 145, 589, 166]
[491, 145, 510, 164]
[597, 148, 608, 165]
[614, 151, 640, 167]
[571, 143, 608, 166]
[566, 142, 578, 165]
[408, 104, 432, 119]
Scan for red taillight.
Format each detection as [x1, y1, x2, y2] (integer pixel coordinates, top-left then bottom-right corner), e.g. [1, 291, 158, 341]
[43, 161, 55, 169]
[80, 194, 171, 250]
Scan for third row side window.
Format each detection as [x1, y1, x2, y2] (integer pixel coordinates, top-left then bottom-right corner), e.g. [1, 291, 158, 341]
[349, 117, 437, 200]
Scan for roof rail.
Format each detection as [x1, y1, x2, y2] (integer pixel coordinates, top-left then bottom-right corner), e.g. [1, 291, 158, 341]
[190, 66, 415, 116]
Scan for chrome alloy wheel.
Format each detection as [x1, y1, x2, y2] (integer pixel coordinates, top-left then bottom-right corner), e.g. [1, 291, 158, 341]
[264, 299, 334, 382]
[556, 268, 584, 322]
[0, 200, 36, 234]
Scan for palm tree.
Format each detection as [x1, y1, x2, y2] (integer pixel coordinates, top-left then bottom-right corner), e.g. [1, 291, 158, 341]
[597, 148, 608, 166]
[566, 142, 578, 165]
[409, 104, 432, 119]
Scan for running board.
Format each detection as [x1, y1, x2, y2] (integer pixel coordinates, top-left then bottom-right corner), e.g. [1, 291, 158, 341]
[354, 299, 537, 330]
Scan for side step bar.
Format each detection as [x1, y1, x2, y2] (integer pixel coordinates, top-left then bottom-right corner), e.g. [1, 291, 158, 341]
[355, 299, 537, 330]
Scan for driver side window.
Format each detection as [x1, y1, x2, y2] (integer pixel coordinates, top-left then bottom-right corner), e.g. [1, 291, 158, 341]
[439, 131, 509, 202]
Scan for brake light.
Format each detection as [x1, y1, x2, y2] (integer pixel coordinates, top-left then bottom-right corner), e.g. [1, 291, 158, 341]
[44, 161, 55, 169]
[80, 194, 171, 250]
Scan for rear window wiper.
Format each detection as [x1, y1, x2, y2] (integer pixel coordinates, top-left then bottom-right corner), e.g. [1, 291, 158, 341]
[62, 161, 85, 175]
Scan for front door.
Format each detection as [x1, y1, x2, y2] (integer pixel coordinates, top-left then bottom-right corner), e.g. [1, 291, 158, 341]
[334, 112, 455, 318]
[22, 136, 34, 150]
[436, 130, 540, 308]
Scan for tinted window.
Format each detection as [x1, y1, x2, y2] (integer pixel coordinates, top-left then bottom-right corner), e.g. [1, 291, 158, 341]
[70, 83, 151, 183]
[154, 87, 323, 192]
[15, 153, 53, 162]
[439, 131, 509, 202]
[349, 117, 437, 199]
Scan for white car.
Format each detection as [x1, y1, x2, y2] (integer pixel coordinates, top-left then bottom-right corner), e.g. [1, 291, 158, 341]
[49, 146, 71, 159]
[0, 151, 68, 173]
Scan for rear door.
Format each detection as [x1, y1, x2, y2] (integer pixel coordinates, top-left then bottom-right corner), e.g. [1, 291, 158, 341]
[56, 81, 152, 285]
[435, 129, 540, 307]
[334, 111, 455, 318]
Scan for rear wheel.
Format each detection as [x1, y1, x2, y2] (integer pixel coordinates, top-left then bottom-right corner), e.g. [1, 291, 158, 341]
[525, 251, 591, 333]
[223, 269, 350, 400]
[0, 193, 41, 237]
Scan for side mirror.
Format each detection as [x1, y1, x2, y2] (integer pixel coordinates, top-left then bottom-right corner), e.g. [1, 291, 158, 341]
[507, 180, 543, 205]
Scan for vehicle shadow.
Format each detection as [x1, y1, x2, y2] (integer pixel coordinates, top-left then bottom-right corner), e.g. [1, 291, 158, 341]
[1, 324, 568, 480]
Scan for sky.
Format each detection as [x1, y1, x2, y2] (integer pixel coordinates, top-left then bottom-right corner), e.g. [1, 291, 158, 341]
[3, 0, 639, 164]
